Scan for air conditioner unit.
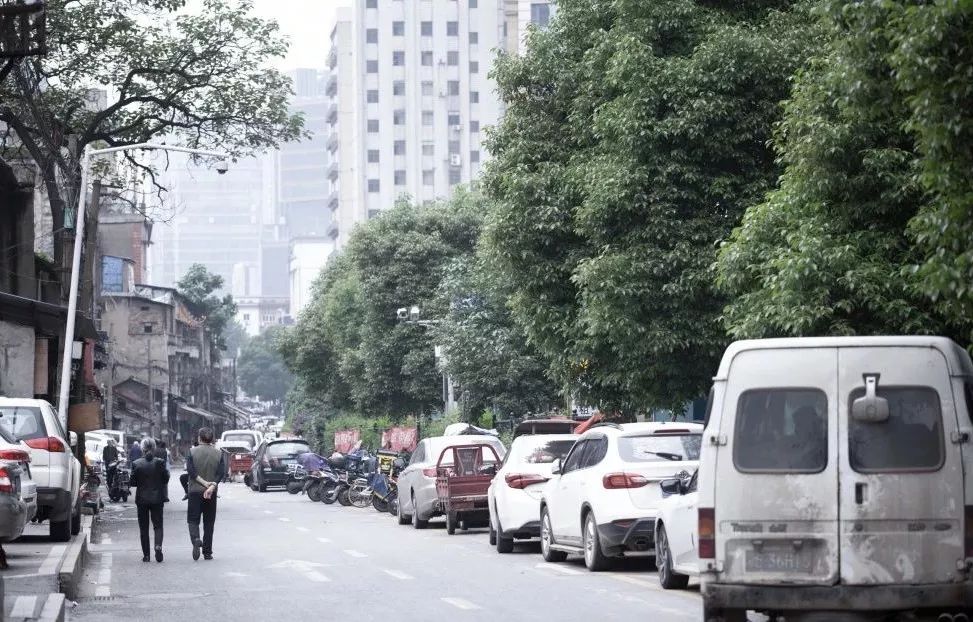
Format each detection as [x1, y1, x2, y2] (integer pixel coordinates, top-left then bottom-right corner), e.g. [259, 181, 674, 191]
[449, 154, 462, 166]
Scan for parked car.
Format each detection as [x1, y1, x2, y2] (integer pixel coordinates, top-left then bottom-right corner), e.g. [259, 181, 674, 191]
[396, 435, 506, 529]
[84, 435, 110, 470]
[218, 429, 262, 452]
[0, 427, 36, 523]
[0, 460, 30, 551]
[698, 336, 973, 622]
[654, 469, 699, 589]
[488, 431, 578, 553]
[539, 421, 702, 571]
[87, 429, 125, 447]
[0, 398, 81, 542]
[249, 438, 311, 492]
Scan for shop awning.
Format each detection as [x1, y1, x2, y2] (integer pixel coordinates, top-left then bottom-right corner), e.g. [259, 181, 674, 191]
[0, 291, 98, 339]
[177, 404, 226, 422]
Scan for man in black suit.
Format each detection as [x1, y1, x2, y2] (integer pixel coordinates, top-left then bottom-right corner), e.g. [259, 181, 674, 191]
[130, 438, 170, 562]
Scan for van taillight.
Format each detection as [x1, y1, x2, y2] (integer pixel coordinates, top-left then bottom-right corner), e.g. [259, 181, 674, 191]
[24, 437, 66, 453]
[965, 505, 973, 558]
[0, 467, 13, 494]
[699, 507, 716, 559]
[0, 449, 29, 463]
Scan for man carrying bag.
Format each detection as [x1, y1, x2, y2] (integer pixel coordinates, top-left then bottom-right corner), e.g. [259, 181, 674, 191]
[185, 427, 225, 561]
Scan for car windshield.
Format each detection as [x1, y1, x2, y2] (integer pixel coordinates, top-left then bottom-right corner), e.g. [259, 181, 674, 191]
[429, 439, 505, 465]
[222, 433, 255, 447]
[618, 434, 702, 463]
[0, 406, 45, 441]
[267, 442, 309, 458]
[85, 439, 103, 453]
[509, 438, 576, 465]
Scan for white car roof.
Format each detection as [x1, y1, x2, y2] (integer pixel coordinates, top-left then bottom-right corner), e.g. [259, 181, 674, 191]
[579, 421, 703, 440]
[0, 397, 54, 408]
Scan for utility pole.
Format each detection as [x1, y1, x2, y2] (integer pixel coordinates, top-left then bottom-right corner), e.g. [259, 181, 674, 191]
[146, 335, 153, 438]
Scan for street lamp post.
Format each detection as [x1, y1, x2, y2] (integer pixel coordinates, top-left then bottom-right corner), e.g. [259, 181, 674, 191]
[57, 142, 229, 430]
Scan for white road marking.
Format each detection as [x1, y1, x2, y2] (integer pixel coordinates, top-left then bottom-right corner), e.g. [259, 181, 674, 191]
[343, 549, 366, 558]
[278, 517, 291, 522]
[95, 586, 111, 597]
[100, 553, 113, 566]
[102, 536, 113, 544]
[296, 526, 310, 532]
[535, 563, 583, 575]
[225, 572, 248, 578]
[97, 569, 111, 584]
[10, 595, 36, 618]
[317, 537, 331, 544]
[383, 569, 413, 580]
[441, 597, 479, 610]
[264, 510, 274, 514]
[613, 575, 655, 588]
[304, 570, 330, 582]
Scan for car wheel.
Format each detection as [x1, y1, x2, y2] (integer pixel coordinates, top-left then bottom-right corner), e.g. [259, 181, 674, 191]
[583, 511, 611, 571]
[446, 511, 457, 535]
[50, 516, 71, 542]
[540, 507, 567, 562]
[495, 517, 514, 554]
[70, 499, 81, 536]
[257, 474, 267, 492]
[656, 524, 690, 589]
[488, 517, 497, 546]
[397, 502, 410, 525]
[703, 605, 746, 622]
[411, 494, 427, 529]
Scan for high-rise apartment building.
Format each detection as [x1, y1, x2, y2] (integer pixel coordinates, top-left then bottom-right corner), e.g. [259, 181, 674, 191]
[505, 0, 556, 54]
[327, 0, 505, 249]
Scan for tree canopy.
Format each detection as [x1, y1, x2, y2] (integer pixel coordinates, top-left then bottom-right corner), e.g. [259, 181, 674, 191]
[177, 263, 237, 351]
[237, 326, 292, 404]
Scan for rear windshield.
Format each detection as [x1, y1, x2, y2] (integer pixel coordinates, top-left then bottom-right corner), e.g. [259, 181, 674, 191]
[267, 442, 309, 457]
[509, 438, 576, 465]
[222, 433, 255, 447]
[848, 386, 944, 473]
[0, 406, 45, 441]
[734, 389, 828, 473]
[430, 440, 505, 465]
[618, 434, 701, 463]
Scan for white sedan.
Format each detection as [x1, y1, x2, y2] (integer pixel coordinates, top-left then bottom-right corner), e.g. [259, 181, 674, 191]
[654, 469, 700, 589]
[487, 433, 578, 553]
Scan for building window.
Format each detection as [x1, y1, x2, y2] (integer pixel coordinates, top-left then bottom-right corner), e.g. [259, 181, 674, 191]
[368, 179, 380, 192]
[393, 109, 406, 125]
[421, 21, 433, 36]
[448, 80, 460, 96]
[422, 110, 434, 126]
[392, 21, 404, 36]
[368, 119, 379, 132]
[447, 51, 459, 66]
[470, 90, 479, 103]
[531, 3, 550, 27]
[394, 170, 406, 185]
[447, 21, 459, 36]
[393, 80, 405, 96]
[421, 51, 433, 66]
[366, 28, 378, 44]
[392, 50, 405, 66]
[366, 0, 377, 7]
[243, 313, 250, 321]
[470, 120, 480, 132]
[368, 149, 380, 163]
[470, 61, 479, 74]
[470, 150, 480, 163]
[366, 60, 379, 73]
[423, 169, 435, 185]
[367, 89, 379, 103]
[448, 112, 460, 126]
[422, 81, 434, 96]
[469, 0, 477, 6]
[422, 142, 435, 156]
[449, 140, 460, 154]
[469, 31, 478, 44]
[449, 168, 462, 185]
[394, 140, 406, 155]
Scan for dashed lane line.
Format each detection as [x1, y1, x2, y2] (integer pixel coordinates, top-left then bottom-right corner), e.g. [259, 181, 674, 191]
[343, 549, 366, 558]
[95, 587, 111, 597]
[535, 563, 583, 576]
[441, 597, 480, 611]
[278, 517, 292, 522]
[264, 510, 274, 514]
[305, 570, 331, 582]
[317, 537, 331, 544]
[383, 569, 414, 580]
[296, 526, 310, 532]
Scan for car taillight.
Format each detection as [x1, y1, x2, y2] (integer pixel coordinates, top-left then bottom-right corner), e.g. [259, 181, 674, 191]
[25, 436, 66, 452]
[0, 449, 30, 463]
[505, 473, 549, 489]
[699, 507, 715, 559]
[422, 467, 437, 477]
[965, 505, 973, 558]
[0, 467, 13, 494]
[602, 472, 649, 489]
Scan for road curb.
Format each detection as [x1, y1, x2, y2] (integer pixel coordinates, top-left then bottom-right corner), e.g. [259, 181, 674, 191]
[58, 514, 92, 601]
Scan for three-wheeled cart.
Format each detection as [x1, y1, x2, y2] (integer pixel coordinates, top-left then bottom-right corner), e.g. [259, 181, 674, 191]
[435, 444, 502, 535]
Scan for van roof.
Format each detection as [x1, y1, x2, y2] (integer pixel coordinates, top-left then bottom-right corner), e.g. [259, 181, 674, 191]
[716, 336, 973, 380]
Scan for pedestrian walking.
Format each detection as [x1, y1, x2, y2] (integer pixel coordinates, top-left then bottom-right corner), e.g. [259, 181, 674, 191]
[102, 439, 119, 490]
[129, 438, 170, 563]
[185, 427, 225, 561]
[129, 439, 143, 462]
[179, 439, 198, 501]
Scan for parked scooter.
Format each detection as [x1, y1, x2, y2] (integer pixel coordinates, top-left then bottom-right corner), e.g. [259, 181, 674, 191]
[82, 464, 102, 514]
[107, 458, 131, 503]
[370, 456, 406, 513]
[286, 464, 307, 494]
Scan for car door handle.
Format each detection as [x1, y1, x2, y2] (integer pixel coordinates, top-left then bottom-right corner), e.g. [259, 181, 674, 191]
[855, 482, 867, 505]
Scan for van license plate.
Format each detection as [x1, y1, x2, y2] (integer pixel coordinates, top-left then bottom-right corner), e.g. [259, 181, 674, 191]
[746, 551, 813, 573]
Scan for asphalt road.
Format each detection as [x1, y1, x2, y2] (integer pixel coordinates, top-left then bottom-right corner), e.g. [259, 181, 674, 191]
[69, 476, 702, 621]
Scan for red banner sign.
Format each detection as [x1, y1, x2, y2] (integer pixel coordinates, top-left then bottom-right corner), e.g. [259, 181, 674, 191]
[381, 427, 418, 452]
[334, 429, 360, 453]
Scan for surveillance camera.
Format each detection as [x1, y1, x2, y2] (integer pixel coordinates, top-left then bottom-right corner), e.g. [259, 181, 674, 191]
[409, 305, 421, 321]
[215, 159, 229, 175]
[396, 307, 408, 320]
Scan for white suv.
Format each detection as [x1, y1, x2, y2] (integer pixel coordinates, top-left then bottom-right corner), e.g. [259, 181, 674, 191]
[539, 421, 702, 571]
[0, 398, 82, 541]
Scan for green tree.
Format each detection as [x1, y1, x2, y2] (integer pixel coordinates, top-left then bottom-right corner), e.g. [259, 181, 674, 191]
[177, 263, 238, 351]
[222, 320, 249, 358]
[717, 1, 971, 343]
[483, 0, 817, 410]
[237, 326, 292, 404]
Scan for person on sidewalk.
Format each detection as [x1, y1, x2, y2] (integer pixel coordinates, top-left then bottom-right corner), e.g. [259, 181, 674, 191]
[129, 439, 143, 463]
[185, 427, 225, 561]
[129, 437, 170, 563]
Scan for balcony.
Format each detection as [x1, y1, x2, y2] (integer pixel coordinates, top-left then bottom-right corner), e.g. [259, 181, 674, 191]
[327, 222, 339, 239]
[327, 48, 337, 70]
[327, 132, 339, 152]
[328, 195, 339, 211]
[327, 161, 339, 181]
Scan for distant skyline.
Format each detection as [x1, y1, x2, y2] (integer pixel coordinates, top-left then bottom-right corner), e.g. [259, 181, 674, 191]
[250, 0, 352, 71]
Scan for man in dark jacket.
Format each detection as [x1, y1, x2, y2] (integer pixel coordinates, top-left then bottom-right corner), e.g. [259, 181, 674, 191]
[130, 438, 170, 562]
[186, 428, 225, 561]
[128, 440, 142, 462]
[102, 439, 119, 490]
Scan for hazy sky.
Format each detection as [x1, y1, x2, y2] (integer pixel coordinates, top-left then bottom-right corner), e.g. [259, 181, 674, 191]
[249, 0, 352, 71]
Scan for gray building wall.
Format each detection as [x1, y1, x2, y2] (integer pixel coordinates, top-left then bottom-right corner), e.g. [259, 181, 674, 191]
[0, 321, 35, 397]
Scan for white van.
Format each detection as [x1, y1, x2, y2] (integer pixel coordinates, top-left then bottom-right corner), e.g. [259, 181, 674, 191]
[699, 337, 972, 622]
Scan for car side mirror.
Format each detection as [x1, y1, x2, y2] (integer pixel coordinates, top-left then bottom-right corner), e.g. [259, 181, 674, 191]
[852, 374, 889, 423]
[659, 478, 682, 497]
[479, 464, 497, 477]
[69, 431, 78, 448]
[551, 459, 562, 475]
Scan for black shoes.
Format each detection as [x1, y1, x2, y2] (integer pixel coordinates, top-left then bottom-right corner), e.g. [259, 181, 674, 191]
[155, 547, 163, 563]
[203, 553, 213, 560]
[142, 554, 150, 562]
[192, 539, 202, 561]
[181, 494, 188, 501]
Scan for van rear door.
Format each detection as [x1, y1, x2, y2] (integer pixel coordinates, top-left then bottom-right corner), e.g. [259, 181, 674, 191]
[715, 347, 839, 585]
[837, 346, 966, 585]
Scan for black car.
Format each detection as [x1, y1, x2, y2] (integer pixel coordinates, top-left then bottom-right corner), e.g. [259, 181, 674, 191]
[249, 439, 310, 492]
